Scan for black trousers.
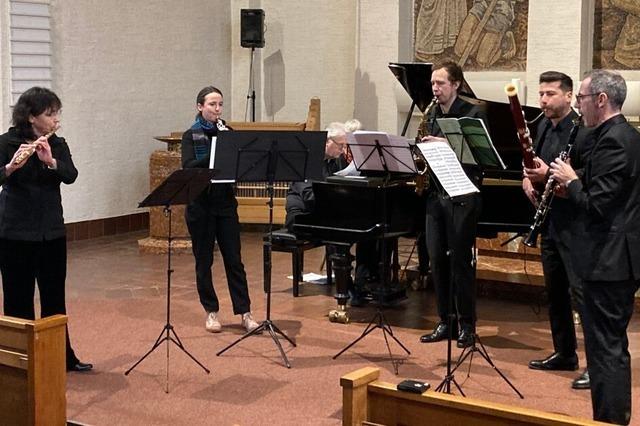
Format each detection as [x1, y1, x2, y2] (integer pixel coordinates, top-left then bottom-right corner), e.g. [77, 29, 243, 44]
[0, 237, 79, 367]
[186, 200, 250, 315]
[540, 232, 584, 356]
[582, 278, 639, 425]
[425, 191, 481, 329]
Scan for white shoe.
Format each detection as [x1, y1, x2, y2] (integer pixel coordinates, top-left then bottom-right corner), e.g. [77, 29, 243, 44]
[205, 311, 222, 333]
[241, 312, 260, 333]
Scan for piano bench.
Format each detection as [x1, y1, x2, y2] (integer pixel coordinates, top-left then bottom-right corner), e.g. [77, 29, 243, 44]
[264, 229, 332, 297]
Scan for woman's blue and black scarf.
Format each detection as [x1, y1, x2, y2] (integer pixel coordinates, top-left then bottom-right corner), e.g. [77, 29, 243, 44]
[191, 114, 216, 131]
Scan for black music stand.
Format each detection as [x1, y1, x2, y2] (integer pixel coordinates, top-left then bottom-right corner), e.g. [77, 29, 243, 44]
[125, 168, 215, 392]
[419, 131, 522, 398]
[214, 130, 325, 368]
[332, 132, 415, 374]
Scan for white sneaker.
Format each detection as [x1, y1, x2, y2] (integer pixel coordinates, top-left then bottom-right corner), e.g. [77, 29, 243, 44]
[241, 312, 260, 333]
[205, 311, 222, 333]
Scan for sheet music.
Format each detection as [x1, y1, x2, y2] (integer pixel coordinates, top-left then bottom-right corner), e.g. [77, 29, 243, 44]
[333, 161, 361, 176]
[436, 118, 477, 165]
[347, 132, 383, 171]
[348, 131, 416, 173]
[458, 117, 506, 169]
[437, 117, 505, 170]
[209, 136, 235, 183]
[416, 141, 479, 198]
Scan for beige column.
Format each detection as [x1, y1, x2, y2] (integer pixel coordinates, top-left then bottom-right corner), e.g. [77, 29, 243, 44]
[525, 0, 595, 103]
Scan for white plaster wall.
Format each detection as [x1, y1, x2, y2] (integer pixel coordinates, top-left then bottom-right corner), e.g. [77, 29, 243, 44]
[526, 0, 593, 105]
[0, 0, 10, 131]
[2, 0, 638, 225]
[354, 0, 400, 133]
[50, 0, 231, 222]
[229, 0, 356, 128]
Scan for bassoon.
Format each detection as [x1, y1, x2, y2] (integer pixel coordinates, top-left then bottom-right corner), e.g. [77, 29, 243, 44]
[505, 83, 536, 169]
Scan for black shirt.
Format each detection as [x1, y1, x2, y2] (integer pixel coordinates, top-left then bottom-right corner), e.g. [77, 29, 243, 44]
[534, 111, 592, 239]
[0, 127, 78, 241]
[427, 96, 487, 189]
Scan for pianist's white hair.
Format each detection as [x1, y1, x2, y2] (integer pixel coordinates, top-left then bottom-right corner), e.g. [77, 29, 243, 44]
[326, 122, 346, 141]
[344, 119, 362, 132]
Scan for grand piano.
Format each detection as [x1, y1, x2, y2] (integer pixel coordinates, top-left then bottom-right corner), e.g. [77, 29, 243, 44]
[388, 62, 540, 236]
[294, 62, 540, 322]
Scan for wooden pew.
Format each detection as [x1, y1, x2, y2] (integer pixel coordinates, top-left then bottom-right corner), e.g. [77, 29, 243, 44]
[0, 315, 67, 426]
[341, 367, 607, 426]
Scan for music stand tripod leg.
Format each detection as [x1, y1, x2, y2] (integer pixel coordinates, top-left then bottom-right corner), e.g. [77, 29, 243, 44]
[216, 183, 296, 368]
[454, 334, 524, 399]
[434, 240, 464, 395]
[126, 206, 210, 383]
[168, 327, 211, 373]
[265, 322, 292, 368]
[332, 316, 380, 359]
[269, 321, 297, 346]
[333, 234, 410, 371]
[448, 239, 524, 399]
[379, 309, 411, 355]
[124, 326, 169, 375]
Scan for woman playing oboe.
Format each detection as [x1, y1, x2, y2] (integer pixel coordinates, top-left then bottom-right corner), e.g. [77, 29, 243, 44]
[0, 87, 91, 372]
[182, 86, 259, 334]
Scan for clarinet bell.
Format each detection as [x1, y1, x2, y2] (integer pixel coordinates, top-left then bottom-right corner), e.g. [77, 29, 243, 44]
[523, 225, 540, 248]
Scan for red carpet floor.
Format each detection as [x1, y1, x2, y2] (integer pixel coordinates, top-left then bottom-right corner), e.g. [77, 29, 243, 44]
[5, 231, 639, 425]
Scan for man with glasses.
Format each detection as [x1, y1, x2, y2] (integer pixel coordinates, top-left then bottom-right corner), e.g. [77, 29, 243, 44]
[523, 71, 593, 390]
[284, 121, 372, 306]
[285, 122, 348, 231]
[551, 69, 640, 425]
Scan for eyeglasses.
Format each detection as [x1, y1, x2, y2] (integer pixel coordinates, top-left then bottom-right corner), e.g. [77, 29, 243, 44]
[575, 92, 600, 102]
[330, 139, 347, 149]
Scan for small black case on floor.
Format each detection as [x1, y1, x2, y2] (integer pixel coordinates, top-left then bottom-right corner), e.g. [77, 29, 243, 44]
[397, 379, 430, 394]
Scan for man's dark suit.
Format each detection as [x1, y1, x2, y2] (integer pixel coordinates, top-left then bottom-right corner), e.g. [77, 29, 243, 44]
[566, 114, 640, 425]
[425, 96, 484, 334]
[533, 112, 591, 359]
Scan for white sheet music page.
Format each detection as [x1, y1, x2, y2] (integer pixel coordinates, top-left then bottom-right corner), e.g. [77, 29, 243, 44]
[348, 131, 415, 173]
[417, 141, 479, 198]
[348, 131, 384, 171]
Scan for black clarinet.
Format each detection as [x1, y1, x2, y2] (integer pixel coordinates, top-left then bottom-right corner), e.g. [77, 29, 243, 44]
[523, 114, 582, 248]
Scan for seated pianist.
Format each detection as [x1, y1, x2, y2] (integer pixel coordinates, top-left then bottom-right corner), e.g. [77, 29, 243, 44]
[285, 121, 374, 306]
[285, 122, 348, 231]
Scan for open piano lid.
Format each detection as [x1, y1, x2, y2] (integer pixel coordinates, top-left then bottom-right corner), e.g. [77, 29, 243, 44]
[389, 62, 541, 169]
[389, 62, 542, 236]
[389, 62, 475, 112]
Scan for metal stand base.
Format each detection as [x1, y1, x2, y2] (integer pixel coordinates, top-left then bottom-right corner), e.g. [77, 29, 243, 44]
[216, 183, 296, 368]
[125, 323, 210, 392]
[451, 333, 524, 399]
[216, 319, 296, 368]
[125, 206, 209, 393]
[333, 307, 410, 374]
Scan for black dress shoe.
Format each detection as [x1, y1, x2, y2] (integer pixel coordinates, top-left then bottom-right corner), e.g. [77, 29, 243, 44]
[67, 361, 93, 372]
[456, 328, 475, 348]
[572, 369, 590, 389]
[420, 322, 455, 343]
[528, 352, 578, 371]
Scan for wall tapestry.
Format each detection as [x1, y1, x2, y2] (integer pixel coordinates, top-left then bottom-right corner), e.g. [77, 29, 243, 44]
[594, 0, 640, 69]
[413, 0, 528, 71]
